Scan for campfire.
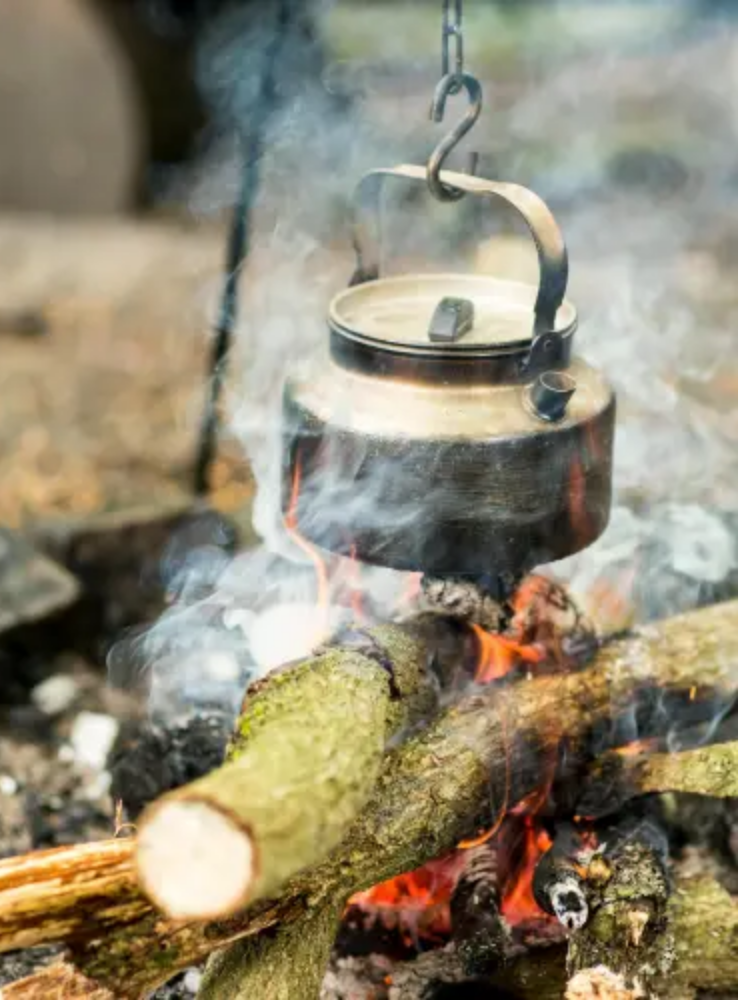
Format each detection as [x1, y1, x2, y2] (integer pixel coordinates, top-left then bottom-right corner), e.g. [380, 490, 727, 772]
[0, 541, 737, 1000]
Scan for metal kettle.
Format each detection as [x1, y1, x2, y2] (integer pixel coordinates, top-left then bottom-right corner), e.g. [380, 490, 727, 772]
[281, 164, 616, 592]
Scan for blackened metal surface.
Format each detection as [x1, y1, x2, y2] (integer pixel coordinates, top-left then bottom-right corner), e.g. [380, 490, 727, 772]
[282, 388, 615, 578]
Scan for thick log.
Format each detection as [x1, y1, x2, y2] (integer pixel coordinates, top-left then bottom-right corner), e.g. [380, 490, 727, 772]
[136, 623, 436, 919]
[3, 599, 738, 998]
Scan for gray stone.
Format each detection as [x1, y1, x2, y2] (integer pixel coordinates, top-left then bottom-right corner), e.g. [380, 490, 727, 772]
[0, 529, 80, 635]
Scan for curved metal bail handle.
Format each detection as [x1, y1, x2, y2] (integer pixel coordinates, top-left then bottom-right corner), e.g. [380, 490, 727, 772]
[427, 73, 483, 202]
[349, 163, 569, 338]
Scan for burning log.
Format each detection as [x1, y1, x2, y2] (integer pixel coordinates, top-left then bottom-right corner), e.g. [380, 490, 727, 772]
[1, 599, 738, 998]
[450, 841, 508, 976]
[136, 623, 437, 919]
[486, 873, 738, 1000]
[565, 817, 674, 996]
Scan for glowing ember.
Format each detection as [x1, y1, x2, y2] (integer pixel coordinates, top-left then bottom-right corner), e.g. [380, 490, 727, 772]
[349, 855, 464, 942]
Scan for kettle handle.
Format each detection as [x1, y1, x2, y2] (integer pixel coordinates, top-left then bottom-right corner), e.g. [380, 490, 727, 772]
[349, 163, 568, 338]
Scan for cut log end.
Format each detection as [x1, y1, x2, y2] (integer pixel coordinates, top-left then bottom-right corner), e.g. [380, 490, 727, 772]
[136, 800, 254, 919]
[565, 966, 645, 1000]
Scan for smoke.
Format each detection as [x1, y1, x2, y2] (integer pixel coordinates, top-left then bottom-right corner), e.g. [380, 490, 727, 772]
[111, 3, 738, 718]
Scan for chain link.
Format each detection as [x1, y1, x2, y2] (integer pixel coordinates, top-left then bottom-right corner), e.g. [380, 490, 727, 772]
[441, 0, 464, 81]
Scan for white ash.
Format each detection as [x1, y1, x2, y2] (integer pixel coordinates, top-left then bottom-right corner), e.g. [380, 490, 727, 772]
[68, 713, 119, 772]
[182, 969, 203, 994]
[550, 876, 589, 931]
[31, 675, 79, 717]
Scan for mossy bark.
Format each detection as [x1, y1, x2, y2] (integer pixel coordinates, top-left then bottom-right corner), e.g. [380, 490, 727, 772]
[198, 900, 344, 1000]
[488, 876, 738, 1000]
[566, 837, 674, 994]
[580, 740, 738, 818]
[137, 623, 436, 915]
[3, 599, 738, 998]
[629, 740, 738, 798]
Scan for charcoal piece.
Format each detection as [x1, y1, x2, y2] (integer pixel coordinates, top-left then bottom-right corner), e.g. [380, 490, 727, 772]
[108, 710, 230, 820]
[426, 983, 513, 999]
[532, 824, 589, 932]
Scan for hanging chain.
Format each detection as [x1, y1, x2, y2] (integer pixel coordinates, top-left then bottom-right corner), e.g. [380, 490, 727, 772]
[427, 0, 482, 201]
[441, 0, 464, 81]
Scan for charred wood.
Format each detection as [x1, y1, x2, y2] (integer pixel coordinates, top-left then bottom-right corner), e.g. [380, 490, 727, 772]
[450, 841, 508, 976]
[109, 710, 231, 821]
[533, 824, 590, 931]
[566, 817, 673, 996]
[419, 576, 504, 631]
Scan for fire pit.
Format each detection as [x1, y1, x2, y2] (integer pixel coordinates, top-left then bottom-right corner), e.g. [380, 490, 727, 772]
[0, 3, 737, 1000]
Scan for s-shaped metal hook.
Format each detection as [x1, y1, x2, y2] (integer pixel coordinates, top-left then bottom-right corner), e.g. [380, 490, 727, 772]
[427, 72, 483, 202]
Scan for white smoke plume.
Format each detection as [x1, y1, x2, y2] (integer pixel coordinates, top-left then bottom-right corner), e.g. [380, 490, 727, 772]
[113, 3, 738, 718]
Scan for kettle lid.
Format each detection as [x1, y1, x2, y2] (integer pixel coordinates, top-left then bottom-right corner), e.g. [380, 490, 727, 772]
[329, 272, 576, 360]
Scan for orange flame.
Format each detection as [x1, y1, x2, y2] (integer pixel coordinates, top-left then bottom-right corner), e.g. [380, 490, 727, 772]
[613, 738, 657, 758]
[472, 624, 544, 684]
[501, 819, 553, 925]
[347, 544, 365, 621]
[347, 577, 588, 939]
[285, 457, 330, 619]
